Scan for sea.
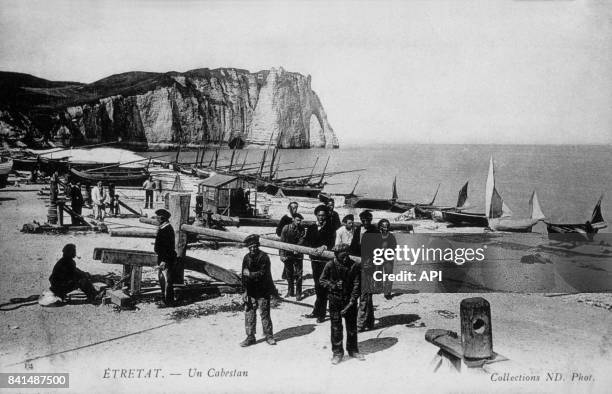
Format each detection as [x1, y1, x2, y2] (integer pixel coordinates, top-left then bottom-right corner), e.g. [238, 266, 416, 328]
[143, 144, 612, 227]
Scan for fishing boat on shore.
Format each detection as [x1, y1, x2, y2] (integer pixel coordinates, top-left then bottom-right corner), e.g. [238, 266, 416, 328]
[345, 177, 397, 210]
[415, 181, 469, 219]
[545, 195, 607, 234]
[440, 157, 545, 231]
[484, 156, 545, 232]
[441, 210, 488, 227]
[69, 167, 149, 186]
[0, 156, 13, 188]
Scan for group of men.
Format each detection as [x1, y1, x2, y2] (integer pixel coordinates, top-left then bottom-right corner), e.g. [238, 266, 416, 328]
[274, 201, 381, 330]
[90, 181, 120, 221]
[239, 199, 389, 364]
[48, 195, 392, 365]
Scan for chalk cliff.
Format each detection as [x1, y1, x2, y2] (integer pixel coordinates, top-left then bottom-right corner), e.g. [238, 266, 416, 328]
[0, 67, 339, 149]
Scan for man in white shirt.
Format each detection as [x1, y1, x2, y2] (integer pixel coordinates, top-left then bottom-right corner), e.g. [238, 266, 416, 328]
[335, 214, 355, 247]
[91, 181, 107, 221]
[142, 176, 155, 209]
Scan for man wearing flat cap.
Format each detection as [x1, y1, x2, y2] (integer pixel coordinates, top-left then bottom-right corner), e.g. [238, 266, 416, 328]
[279, 212, 306, 299]
[154, 208, 176, 307]
[302, 204, 336, 323]
[320, 243, 364, 365]
[240, 234, 276, 347]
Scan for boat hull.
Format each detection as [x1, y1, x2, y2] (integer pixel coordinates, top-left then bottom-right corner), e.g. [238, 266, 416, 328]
[346, 197, 393, 210]
[546, 223, 600, 234]
[441, 211, 488, 227]
[69, 167, 149, 187]
[488, 218, 539, 233]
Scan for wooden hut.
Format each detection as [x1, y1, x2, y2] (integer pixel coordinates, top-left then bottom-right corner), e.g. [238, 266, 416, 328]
[197, 174, 255, 217]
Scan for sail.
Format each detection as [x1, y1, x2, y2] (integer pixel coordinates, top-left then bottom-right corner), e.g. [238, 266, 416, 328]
[529, 190, 545, 220]
[392, 176, 398, 200]
[490, 187, 505, 218]
[591, 194, 607, 229]
[456, 181, 468, 208]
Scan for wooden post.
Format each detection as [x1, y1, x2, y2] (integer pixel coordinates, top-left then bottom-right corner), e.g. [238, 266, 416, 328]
[48, 178, 58, 224]
[460, 297, 494, 367]
[57, 200, 64, 226]
[130, 266, 142, 295]
[168, 193, 190, 284]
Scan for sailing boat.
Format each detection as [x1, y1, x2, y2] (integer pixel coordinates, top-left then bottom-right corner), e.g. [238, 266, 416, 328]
[484, 156, 545, 232]
[345, 176, 398, 210]
[389, 182, 439, 213]
[412, 182, 469, 219]
[545, 195, 607, 234]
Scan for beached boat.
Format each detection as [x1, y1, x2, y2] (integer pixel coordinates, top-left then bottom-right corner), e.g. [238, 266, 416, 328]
[345, 176, 398, 210]
[484, 157, 545, 232]
[69, 167, 149, 186]
[439, 158, 545, 231]
[441, 210, 488, 227]
[415, 181, 469, 218]
[0, 157, 13, 188]
[390, 183, 441, 214]
[488, 190, 545, 232]
[545, 195, 607, 234]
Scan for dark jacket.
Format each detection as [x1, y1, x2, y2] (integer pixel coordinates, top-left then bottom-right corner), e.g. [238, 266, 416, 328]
[302, 221, 336, 262]
[154, 222, 177, 263]
[320, 257, 361, 307]
[242, 250, 275, 298]
[70, 185, 83, 207]
[276, 214, 294, 236]
[349, 224, 378, 257]
[49, 256, 87, 296]
[329, 210, 341, 231]
[279, 222, 305, 259]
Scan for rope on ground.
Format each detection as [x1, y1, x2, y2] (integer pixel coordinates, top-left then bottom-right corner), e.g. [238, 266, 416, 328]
[0, 295, 40, 311]
[5, 322, 177, 367]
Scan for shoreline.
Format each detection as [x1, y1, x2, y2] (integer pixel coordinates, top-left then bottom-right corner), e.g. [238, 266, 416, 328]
[0, 171, 611, 392]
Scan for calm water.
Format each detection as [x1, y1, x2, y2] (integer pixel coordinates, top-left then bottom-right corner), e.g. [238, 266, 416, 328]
[144, 144, 612, 225]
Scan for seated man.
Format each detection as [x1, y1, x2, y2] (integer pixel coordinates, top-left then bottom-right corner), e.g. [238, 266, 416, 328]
[49, 244, 99, 304]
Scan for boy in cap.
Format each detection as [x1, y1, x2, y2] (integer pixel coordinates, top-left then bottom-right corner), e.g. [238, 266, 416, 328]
[154, 208, 176, 307]
[320, 243, 364, 364]
[241, 234, 276, 347]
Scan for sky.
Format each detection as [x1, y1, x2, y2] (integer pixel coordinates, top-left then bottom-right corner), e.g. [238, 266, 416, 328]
[0, 0, 611, 145]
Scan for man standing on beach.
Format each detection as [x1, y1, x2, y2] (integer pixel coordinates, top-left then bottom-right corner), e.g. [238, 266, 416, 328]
[276, 201, 299, 236]
[320, 243, 364, 364]
[69, 181, 84, 225]
[49, 244, 99, 304]
[154, 208, 176, 307]
[303, 204, 336, 323]
[240, 234, 276, 347]
[352, 210, 379, 332]
[279, 213, 306, 300]
[91, 181, 107, 221]
[143, 176, 155, 209]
